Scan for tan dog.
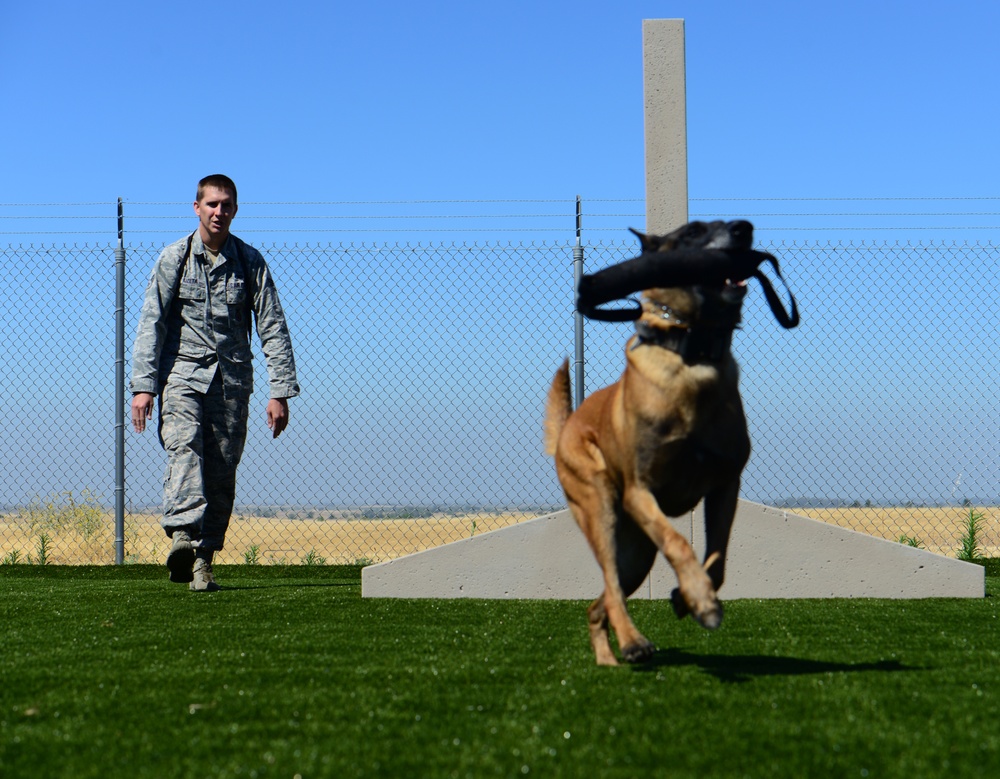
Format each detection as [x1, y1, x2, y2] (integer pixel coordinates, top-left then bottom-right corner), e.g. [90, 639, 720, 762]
[545, 220, 753, 666]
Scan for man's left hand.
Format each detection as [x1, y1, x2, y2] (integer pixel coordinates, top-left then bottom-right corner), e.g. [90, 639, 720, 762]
[266, 398, 290, 439]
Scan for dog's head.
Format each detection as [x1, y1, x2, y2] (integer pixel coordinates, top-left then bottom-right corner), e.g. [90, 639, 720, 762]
[630, 219, 753, 256]
[577, 218, 798, 329]
[630, 220, 750, 332]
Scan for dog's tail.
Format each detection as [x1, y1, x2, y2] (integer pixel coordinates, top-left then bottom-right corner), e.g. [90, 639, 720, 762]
[544, 359, 573, 456]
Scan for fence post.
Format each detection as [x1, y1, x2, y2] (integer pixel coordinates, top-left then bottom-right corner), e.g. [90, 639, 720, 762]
[572, 196, 585, 408]
[114, 198, 126, 565]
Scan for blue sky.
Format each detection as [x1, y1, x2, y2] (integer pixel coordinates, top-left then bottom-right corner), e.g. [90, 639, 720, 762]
[2, 0, 998, 210]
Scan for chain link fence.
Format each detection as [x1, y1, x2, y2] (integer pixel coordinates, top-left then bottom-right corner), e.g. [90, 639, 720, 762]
[1, 234, 998, 564]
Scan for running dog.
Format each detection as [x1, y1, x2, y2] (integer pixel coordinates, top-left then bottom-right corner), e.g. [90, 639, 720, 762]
[545, 220, 753, 666]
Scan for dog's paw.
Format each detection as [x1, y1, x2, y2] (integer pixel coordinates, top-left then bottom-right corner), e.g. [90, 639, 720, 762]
[672, 587, 724, 630]
[621, 638, 656, 664]
[692, 601, 724, 631]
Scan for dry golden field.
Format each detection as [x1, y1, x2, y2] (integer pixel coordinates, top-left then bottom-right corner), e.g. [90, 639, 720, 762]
[0, 510, 539, 566]
[790, 505, 1000, 558]
[1, 505, 996, 565]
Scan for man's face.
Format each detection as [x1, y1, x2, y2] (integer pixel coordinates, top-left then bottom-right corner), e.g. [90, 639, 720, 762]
[194, 185, 237, 244]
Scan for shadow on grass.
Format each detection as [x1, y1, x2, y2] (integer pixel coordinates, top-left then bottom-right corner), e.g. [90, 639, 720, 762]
[633, 647, 916, 683]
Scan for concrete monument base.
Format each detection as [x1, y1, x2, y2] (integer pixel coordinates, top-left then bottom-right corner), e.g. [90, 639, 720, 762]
[361, 500, 984, 600]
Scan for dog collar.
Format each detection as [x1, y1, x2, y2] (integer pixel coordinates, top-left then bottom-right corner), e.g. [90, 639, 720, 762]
[632, 320, 734, 364]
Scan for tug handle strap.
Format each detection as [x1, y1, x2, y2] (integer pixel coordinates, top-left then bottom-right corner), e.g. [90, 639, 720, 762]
[576, 248, 799, 328]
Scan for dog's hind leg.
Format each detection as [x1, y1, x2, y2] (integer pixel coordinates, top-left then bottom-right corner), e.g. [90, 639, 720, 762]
[623, 485, 723, 631]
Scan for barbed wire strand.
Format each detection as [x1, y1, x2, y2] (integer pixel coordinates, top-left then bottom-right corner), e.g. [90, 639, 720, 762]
[6, 212, 1000, 222]
[4, 196, 1000, 207]
[6, 225, 1000, 237]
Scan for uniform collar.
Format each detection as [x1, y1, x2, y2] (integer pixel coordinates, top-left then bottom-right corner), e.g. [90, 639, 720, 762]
[191, 232, 236, 266]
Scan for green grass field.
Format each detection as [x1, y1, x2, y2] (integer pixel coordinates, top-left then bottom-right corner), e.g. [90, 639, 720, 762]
[3, 564, 1000, 778]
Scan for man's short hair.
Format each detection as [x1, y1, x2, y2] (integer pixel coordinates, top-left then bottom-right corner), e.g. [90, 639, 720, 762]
[196, 174, 238, 205]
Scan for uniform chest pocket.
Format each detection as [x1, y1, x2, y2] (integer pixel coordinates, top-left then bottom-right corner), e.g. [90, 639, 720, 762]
[179, 278, 205, 301]
[227, 276, 247, 305]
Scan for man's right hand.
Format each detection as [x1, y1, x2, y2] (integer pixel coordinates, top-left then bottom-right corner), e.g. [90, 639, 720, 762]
[131, 393, 155, 433]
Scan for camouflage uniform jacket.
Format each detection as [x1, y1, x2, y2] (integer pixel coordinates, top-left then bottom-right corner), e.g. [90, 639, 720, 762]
[130, 232, 300, 401]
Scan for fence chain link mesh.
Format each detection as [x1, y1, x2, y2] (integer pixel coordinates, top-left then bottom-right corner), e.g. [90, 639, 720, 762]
[1, 238, 998, 565]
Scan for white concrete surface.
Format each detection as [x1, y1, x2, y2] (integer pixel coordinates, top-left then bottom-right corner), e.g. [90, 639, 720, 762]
[361, 500, 984, 600]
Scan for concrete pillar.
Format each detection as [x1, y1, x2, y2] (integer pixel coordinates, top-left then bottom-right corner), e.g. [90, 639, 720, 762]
[643, 19, 689, 235]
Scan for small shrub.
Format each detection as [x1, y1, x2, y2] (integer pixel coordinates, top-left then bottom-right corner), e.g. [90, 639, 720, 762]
[898, 534, 923, 548]
[17, 489, 104, 540]
[2, 550, 23, 565]
[302, 549, 327, 566]
[243, 544, 261, 565]
[957, 508, 986, 563]
[33, 533, 52, 566]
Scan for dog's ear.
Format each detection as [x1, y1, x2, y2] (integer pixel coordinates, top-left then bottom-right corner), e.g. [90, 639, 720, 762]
[629, 226, 681, 253]
[628, 227, 661, 253]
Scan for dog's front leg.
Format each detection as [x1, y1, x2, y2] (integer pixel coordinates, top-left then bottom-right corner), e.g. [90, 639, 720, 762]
[569, 498, 651, 666]
[702, 479, 741, 591]
[623, 485, 723, 631]
[585, 595, 620, 667]
[668, 481, 741, 622]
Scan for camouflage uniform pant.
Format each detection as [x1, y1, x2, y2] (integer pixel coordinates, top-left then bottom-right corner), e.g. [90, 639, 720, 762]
[158, 374, 249, 551]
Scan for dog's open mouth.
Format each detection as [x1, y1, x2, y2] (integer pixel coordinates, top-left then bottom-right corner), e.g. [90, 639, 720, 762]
[711, 277, 748, 306]
[722, 279, 747, 297]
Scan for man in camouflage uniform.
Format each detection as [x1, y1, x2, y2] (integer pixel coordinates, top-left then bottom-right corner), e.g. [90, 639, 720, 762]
[130, 174, 300, 591]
